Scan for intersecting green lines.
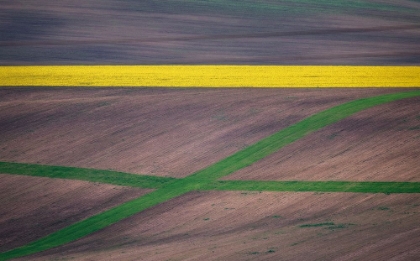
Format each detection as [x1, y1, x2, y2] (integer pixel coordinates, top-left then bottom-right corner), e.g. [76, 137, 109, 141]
[1, 90, 420, 260]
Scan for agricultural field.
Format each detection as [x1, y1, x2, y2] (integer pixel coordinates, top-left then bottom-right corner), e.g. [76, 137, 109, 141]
[1, 88, 420, 260]
[1, 0, 420, 260]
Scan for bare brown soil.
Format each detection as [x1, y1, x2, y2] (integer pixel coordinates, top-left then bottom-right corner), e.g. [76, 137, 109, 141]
[20, 191, 420, 261]
[0, 88, 406, 178]
[225, 96, 420, 182]
[0, 174, 150, 252]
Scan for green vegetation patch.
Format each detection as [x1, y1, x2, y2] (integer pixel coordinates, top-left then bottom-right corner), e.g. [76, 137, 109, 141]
[299, 222, 355, 229]
[299, 222, 335, 228]
[0, 162, 175, 189]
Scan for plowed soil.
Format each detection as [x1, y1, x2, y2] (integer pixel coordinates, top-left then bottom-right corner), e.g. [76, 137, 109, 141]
[225, 96, 420, 182]
[0, 174, 150, 253]
[0, 88, 407, 178]
[19, 191, 420, 261]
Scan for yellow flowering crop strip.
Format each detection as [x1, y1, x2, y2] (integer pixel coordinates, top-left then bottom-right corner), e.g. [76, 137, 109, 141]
[1, 65, 419, 87]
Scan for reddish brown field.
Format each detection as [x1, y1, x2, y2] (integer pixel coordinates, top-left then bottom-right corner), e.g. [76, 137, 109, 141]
[225, 95, 420, 182]
[0, 88, 405, 178]
[1, 88, 419, 260]
[0, 174, 150, 253]
[20, 191, 420, 261]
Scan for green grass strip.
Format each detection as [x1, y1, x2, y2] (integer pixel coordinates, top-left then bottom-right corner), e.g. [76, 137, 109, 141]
[2, 90, 420, 260]
[0, 162, 175, 189]
[202, 180, 420, 194]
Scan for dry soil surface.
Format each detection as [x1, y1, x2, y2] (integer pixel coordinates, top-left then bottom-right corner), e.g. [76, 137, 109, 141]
[0, 88, 408, 178]
[20, 191, 420, 261]
[0, 174, 150, 253]
[225, 95, 420, 182]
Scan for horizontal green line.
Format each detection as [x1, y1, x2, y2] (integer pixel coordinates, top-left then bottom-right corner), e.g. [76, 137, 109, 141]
[202, 180, 420, 194]
[0, 162, 175, 189]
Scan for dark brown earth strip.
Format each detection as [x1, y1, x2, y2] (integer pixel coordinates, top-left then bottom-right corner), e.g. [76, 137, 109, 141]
[2, 25, 419, 47]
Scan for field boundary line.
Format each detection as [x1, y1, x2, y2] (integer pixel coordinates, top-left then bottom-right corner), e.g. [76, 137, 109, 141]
[1, 65, 420, 87]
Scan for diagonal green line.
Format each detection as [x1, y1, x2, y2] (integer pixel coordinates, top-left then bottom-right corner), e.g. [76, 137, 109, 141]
[202, 180, 420, 194]
[1, 90, 420, 261]
[0, 162, 176, 189]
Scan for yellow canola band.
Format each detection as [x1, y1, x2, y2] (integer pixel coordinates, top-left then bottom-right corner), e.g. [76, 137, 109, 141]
[1, 65, 419, 87]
